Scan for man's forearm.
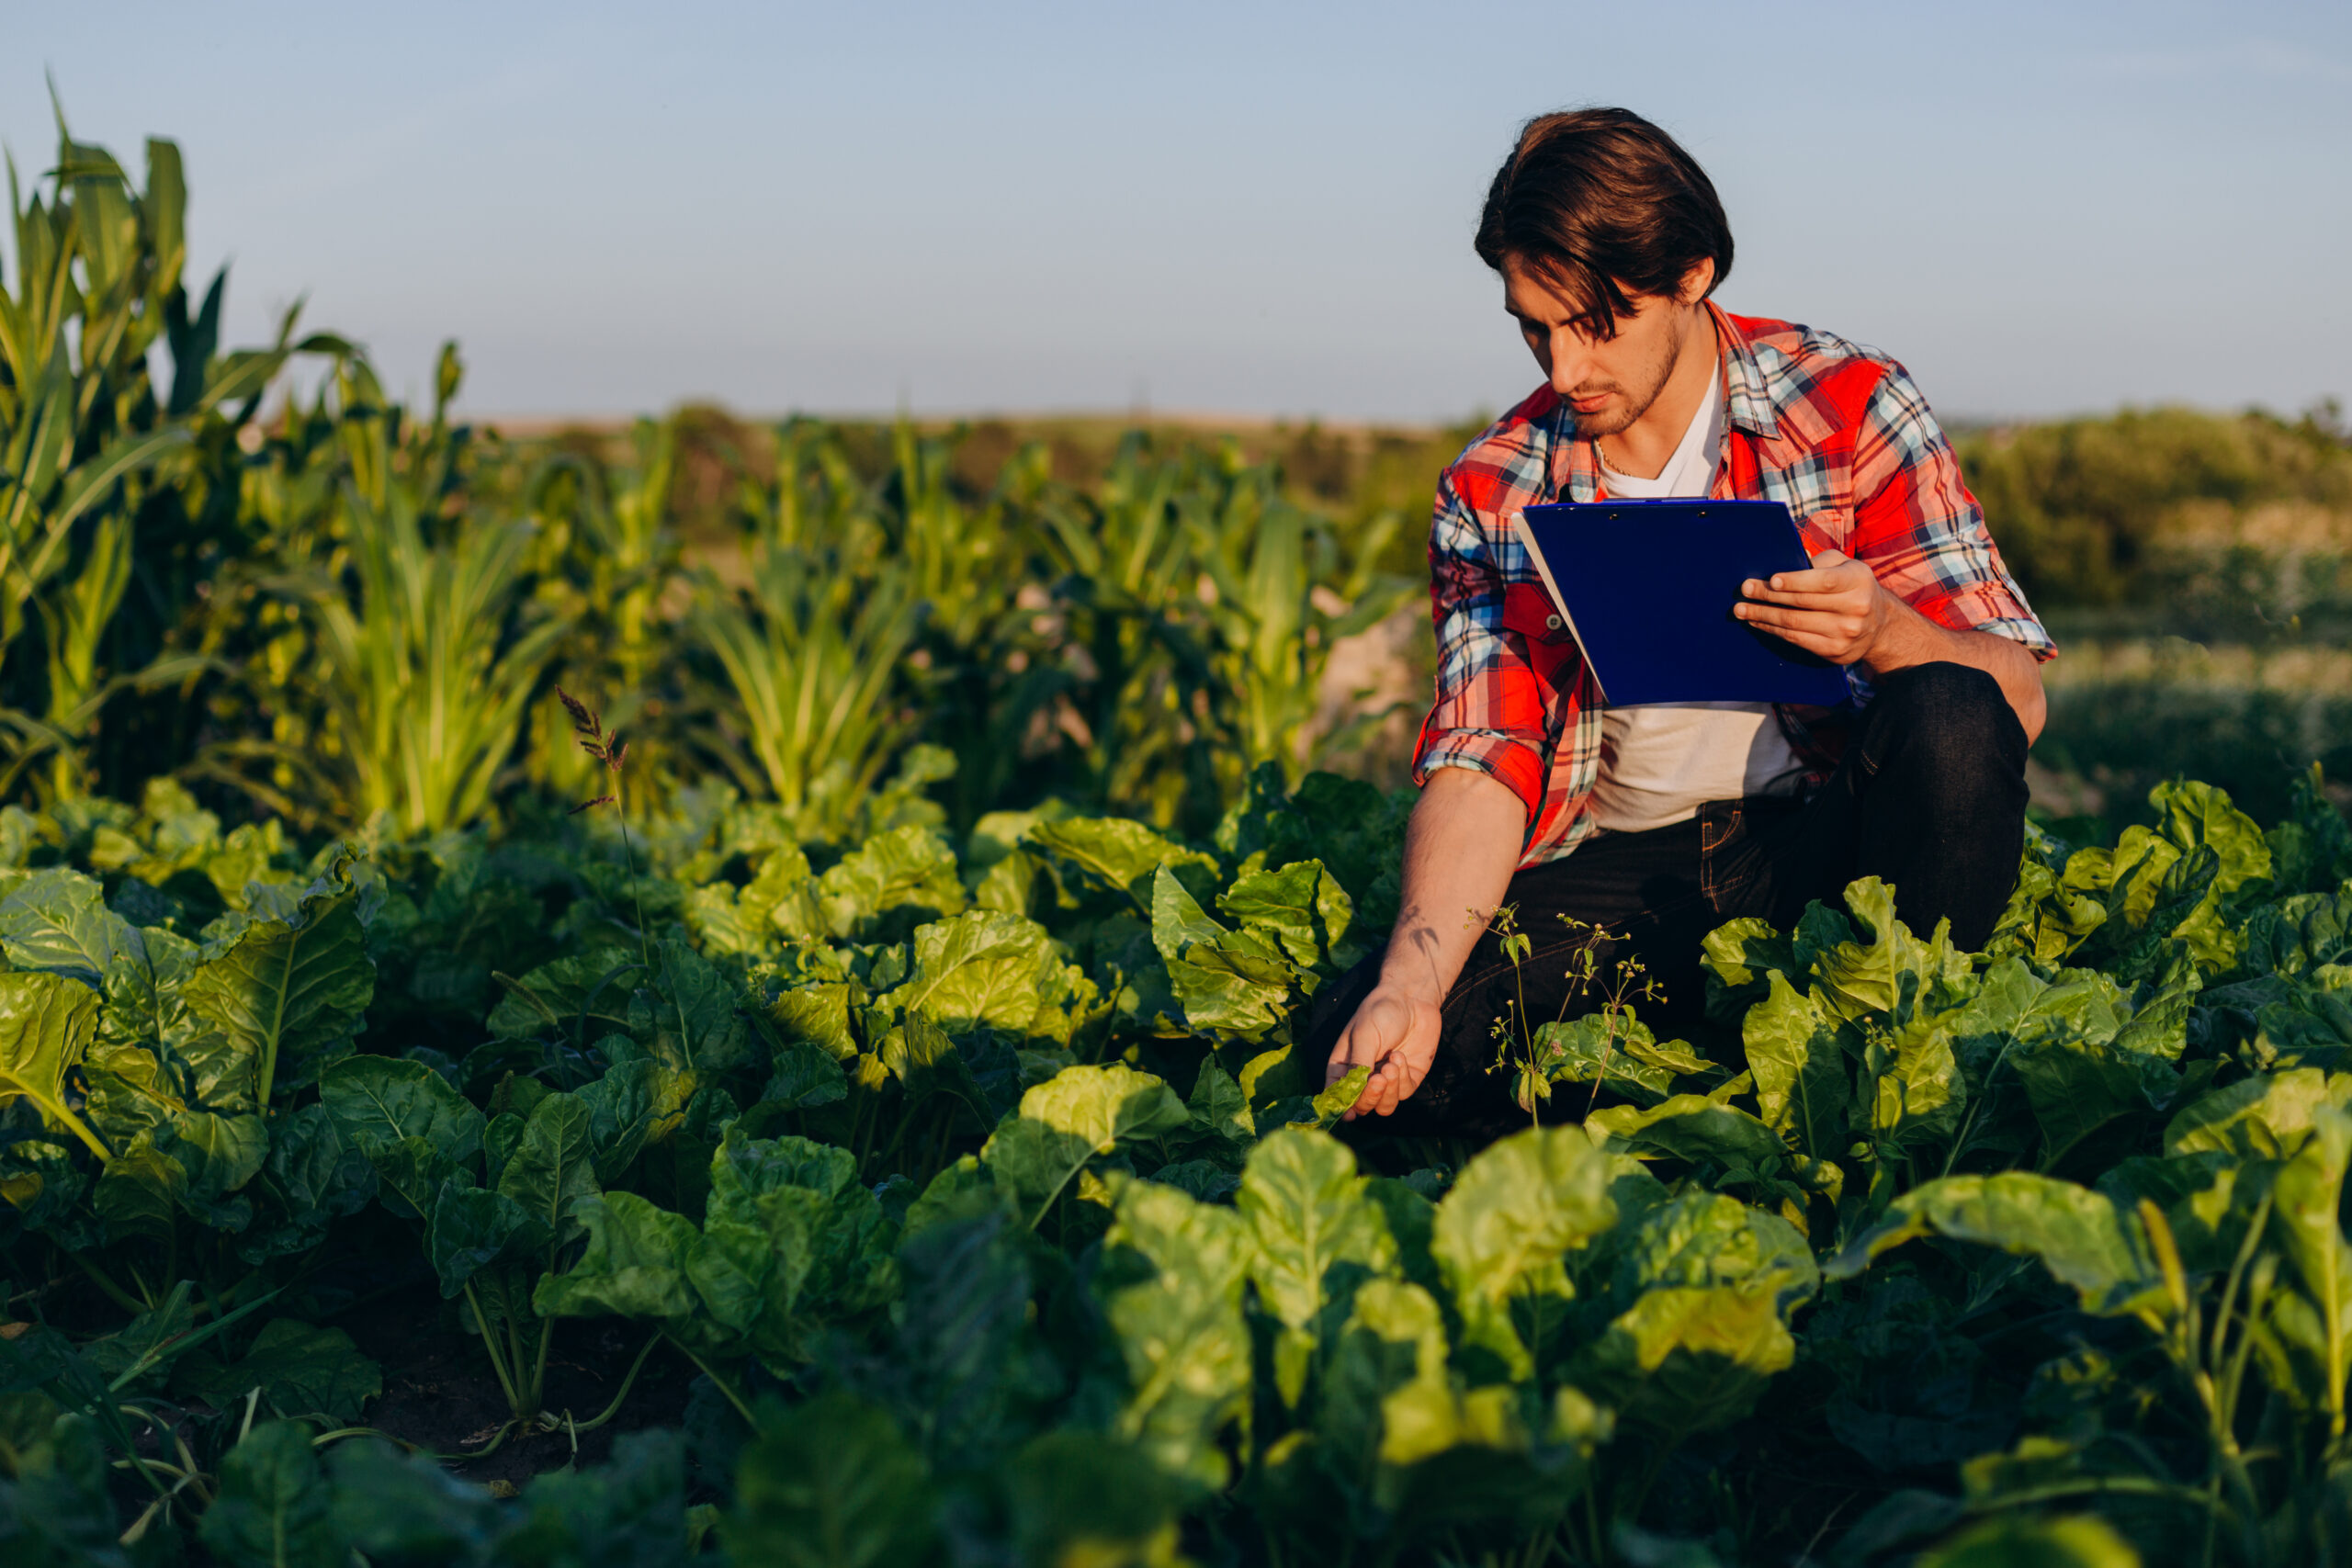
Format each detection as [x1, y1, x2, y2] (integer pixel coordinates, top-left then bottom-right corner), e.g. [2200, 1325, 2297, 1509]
[1863, 600, 2047, 743]
[1378, 767, 1530, 1004]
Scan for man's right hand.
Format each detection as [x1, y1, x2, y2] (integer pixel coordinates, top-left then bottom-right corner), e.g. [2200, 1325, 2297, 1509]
[1325, 982, 1443, 1120]
[1322, 764, 1527, 1123]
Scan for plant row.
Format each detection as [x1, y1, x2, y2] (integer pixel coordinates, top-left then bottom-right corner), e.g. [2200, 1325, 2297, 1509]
[0, 752, 2346, 1563]
[2, 121, 1419, 850]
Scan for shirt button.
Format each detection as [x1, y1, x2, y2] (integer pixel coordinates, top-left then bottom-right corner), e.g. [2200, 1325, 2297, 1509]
[1544, 615, 1563, 631]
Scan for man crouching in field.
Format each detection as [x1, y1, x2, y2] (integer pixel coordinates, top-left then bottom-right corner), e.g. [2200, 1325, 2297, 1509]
[1315, 107, 2054, 1143]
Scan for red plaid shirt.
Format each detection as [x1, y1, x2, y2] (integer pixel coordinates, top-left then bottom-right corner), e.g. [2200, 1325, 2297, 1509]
[1414, 303, 2054, 867]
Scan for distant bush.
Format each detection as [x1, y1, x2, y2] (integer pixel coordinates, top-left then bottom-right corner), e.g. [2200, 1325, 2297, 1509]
[1956, 402, 2352, 609]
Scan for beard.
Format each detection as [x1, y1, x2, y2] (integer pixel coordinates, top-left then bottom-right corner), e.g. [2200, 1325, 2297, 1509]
[1563, 333, 1679, 438]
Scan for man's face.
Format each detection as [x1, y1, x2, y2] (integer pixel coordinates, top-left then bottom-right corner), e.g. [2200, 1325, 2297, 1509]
[1502, 255, 1714, 438]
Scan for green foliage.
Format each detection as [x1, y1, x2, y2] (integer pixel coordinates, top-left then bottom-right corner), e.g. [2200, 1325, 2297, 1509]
[17, 103, 2352, 1568]
[8, 755, 2352, 1565]
[294, 460, 571, 836]
[1955, 403, 2352, 611]
[727, 1393, 936, 1568]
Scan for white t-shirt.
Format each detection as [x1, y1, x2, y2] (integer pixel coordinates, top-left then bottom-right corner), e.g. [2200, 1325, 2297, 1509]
[1586, 376, 1808, 834]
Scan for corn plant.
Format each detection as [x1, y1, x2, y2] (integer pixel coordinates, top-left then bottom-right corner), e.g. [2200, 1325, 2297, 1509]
[1034, 435, 1226, 829]
[1183, 450, 1417, 786]
[688, 539, 921, 841]
[686, 428, 922, 837]
[192, 347, 558, 835]
[291, 486, 567, 835]
[876, 421, 1066, 825]
[0, 115, 327, 800]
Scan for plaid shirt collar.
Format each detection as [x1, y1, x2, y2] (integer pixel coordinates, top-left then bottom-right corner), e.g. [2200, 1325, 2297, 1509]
[1543, 302, 1775, 505]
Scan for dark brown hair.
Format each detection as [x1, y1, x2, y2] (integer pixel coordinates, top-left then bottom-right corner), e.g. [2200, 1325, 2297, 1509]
[1475, 108, 1733, 336]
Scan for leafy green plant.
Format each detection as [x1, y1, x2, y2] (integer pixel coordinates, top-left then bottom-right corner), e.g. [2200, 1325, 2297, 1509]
[0, 114, 332, 804]
[1182, 452, 1418, 786]
[30, 97, 2352, 1567]
[519, 419, 683, 802]
[688, 516, 922, 842]
[289, 466, 566, 835]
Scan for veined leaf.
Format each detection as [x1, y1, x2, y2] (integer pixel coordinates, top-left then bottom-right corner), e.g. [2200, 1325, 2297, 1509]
[1699, 916, 1795, 1027]
[1153, 864, 1297, 1040]
[2266, 1105, 2352, 1434]
[156, 1109, 267, 1224]
[1527, 1012, 1679, 1108]
[0, 970, 109, 1161]
[1738, 971, 1850, 1157]
[1430, 1126, 1616, 1381]
[1569, 1189, 1815, 1436]
[2096, 1151, 2260, 1277]
[1026, 817, 1216, 913]
[762, 1040, 849, 1111]
[486, 953, 639, 1043]
[727, 1392, 937, 1568]
[495, 1091, 598, 1251]
[1603, 1189, 1818, 1306]
[1575, 1283, 1797, 1438]
[321, 1055, 485, 1218]
[2012, 957, 2197, 1168]
[2165, 1068, 2337, 1160]
[1867, 1007, 1968, 1156]
[427, 1183, 549, 1299]
[765, 979, 856, 1064]
[94, 1141, 184, 1239]
[1216, 859, 1356, 974]
[2240, 886, 2352, 979]
[98, 922, 202, 1059]
[320, 1055, 485, 1165]
[1237, 1129, 1394, 1405]
[1150, 862, 1228, 963]
[238, 1103, 372, 1264]
[183, 884, 371, 1107]
[981, 1063, 1187, 1226]
[898, 909, 1056, 1036]
[631, 934, 750, 1076]
[200, 1419, 345, 1568]
[579, 1057, 680, 1183]
[1807, 878, 1973, 1030]
[1826, 1173, 2162, 1317]
[817, 825, 965, 941]
[1100, 1178, 1255, 1489]
[698, 1128, 895, 1360]
[174, 1320, 380, 1423]
[533, 1192, 699, 1322]
[1182, 1055, 1252, 1154]
[1585, 1094, 1842, 1204]
[0, 868, 127, 982]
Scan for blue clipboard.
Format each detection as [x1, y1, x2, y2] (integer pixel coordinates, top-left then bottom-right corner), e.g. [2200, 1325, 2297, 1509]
[1513, 498, 1850, 708]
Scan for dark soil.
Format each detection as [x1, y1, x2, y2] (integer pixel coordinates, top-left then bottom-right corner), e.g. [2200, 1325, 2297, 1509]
[335, 1282, 697, 1491]
[37, 1233, 700, 1506]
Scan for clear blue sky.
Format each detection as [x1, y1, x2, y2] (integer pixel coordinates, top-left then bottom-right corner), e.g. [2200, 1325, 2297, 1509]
[5, 0, 2346, 424]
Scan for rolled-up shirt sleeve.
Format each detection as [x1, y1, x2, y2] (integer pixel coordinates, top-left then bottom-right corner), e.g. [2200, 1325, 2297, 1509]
[1849, 362, 2058, 661]
[1410, 473, 1550, 819]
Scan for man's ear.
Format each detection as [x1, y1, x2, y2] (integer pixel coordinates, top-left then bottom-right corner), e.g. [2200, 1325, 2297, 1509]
[1678, 257, 1717, 304]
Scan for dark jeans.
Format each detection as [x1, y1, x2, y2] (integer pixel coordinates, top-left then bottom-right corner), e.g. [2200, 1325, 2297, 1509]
[1306, 662, 2030, 1145]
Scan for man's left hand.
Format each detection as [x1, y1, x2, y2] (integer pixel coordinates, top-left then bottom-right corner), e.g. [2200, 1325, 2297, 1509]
[1734, 548, 1891, 668]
